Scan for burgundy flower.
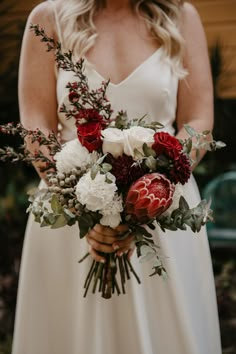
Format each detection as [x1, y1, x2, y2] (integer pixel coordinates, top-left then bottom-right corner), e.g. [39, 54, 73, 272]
[125, 173, 175, 223]
[77, 121, 102, 152]
[152, 132, 182, 158]
[107, 154, 146, 188]
[69, 91, 80, 103]
[75, 109, 106, 127]
[169, 153, 191, 185]
[75, 108, 109, 152]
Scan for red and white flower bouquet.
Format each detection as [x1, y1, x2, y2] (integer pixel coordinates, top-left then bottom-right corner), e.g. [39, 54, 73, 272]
[0, 25, 225, 298]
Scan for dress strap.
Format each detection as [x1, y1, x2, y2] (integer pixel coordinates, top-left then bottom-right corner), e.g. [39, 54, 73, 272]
[48, 0, 63, 45]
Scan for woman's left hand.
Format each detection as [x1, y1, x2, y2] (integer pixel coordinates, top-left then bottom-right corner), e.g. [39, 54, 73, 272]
[113, 224, 135, 259]
[86, 224, 135, 263]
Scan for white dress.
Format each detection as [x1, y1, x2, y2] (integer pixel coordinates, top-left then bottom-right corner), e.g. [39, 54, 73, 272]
[12, 8, 221, 354]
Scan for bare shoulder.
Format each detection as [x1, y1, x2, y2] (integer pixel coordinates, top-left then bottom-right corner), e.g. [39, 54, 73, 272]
[182, 2, 202, 21]
[26, 1, 56, 36]
[181, 2, 205, 39]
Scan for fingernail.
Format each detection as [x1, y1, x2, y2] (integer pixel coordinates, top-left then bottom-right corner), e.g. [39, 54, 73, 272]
[118, 252, 123, 257]
[100, 259, 106, 263]
[113, 245, 119, 251]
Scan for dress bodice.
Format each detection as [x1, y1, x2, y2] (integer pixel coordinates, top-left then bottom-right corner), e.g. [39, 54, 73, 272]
[56, 47, 179, 142]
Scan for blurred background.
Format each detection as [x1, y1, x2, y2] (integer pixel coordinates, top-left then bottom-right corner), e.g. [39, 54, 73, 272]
[0, 0, 235, 353]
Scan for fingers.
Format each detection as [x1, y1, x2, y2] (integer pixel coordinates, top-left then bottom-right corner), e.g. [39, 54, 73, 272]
[88, 228, 117, 245]
[89, 246, 106, 263]
[112, 233, 135, 257]
[86, 224, 118, 255]
[87, 234, 115, 254]
[94, 224, 118, 237]
[86, 224, 136, 262]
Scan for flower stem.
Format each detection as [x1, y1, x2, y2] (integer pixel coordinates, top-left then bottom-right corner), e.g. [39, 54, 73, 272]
[125, 255, 141, 284]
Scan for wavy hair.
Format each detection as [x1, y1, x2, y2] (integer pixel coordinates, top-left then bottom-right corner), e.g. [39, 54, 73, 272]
[52, 0, 186, 77]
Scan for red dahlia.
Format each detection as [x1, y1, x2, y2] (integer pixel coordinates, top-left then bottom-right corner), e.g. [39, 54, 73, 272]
[107, 154, 146, 188]
[169, 153, 191, 185]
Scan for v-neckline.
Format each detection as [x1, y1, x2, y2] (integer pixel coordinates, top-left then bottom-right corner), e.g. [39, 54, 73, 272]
[84, 46, 163, 88]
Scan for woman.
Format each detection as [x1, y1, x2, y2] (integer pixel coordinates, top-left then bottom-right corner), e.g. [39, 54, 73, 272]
[12, 0, 221, 353]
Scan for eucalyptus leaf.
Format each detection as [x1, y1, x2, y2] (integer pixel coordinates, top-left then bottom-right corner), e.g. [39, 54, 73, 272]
[215, 141, 226, 149]
[51, 214, 68, 229]
[102, 163, 112, 172]
[63, 208, 76, 220]
[184, 124, 197, 137]
[185, 138, 192, 154]
[143, 143, 156, 157]
[145, 156, 157, 170]
[40, 220, 50, 227]
[34, 214, 42, 223]
[43, 212, 56, 225]
[79, 213, 94, 238]
[133, 148, 144, 160]
[135, 225, 153, 238]
[96, 154, 107, 165]
[90, 164, 100, 180]
[202, 130, 210, 135]
[179, 196, 189, 211]
[51, 194, 63, 214]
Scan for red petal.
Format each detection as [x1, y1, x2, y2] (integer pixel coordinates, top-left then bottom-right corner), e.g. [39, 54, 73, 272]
[126, 190, 139, 203]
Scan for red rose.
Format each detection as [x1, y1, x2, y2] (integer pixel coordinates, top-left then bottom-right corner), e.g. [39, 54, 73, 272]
[152, 132, 182, 158]
[77, 121, 102, 152]
[125, 173, 175, 223]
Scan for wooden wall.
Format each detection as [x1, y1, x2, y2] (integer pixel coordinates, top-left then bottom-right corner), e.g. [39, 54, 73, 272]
[192, 0, 236, 98]
[1, 0, 236, 98]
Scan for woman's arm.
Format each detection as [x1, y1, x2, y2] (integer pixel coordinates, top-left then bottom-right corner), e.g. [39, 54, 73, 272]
[19, 2, 58, 180]
[176, 2, 214, 168]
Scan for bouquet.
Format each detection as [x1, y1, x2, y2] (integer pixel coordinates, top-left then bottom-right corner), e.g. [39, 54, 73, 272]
[0, 25, 225, 299]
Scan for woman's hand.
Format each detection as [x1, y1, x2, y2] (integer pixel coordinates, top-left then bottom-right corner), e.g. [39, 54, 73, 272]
[86, 224, 135, 263]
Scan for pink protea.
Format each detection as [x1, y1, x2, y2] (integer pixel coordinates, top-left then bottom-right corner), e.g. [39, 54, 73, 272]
[125, 173, 175, 223]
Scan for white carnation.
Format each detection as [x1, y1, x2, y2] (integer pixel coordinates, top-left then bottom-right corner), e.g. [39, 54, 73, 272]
[100, 194, 123, 228]
[162, 183, 183, 217]
[54, 139, 98, 174]
[75, 171, 117, 212]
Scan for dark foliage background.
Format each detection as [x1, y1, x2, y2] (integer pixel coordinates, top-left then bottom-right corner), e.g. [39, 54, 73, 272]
[0, 1, 235, 353]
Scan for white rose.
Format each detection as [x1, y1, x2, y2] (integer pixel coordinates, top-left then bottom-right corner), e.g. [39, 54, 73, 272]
[102, 126, 154, 159]
[123, 126, 154, 158]
[75, 171, 117, 212]
[102, 128, 124, 158]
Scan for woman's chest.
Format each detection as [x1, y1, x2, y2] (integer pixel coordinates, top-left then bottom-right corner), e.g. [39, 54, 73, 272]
[85, 16, 160, 85]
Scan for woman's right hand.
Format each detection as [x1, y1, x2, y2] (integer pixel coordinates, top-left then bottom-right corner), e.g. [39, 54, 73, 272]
[86, 224, 135, 263]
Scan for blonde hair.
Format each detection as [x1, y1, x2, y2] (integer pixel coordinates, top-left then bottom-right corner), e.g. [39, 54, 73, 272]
[52, 0, 186, 77]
